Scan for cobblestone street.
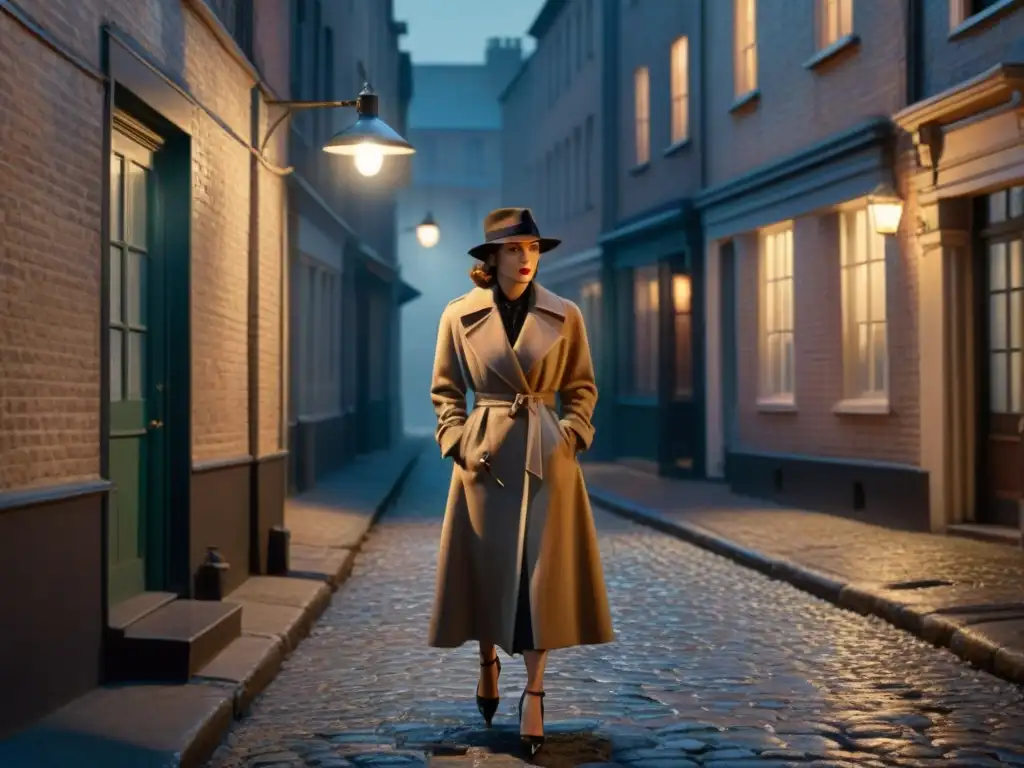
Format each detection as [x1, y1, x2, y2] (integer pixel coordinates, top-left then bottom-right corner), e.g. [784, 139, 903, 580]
[208, 455, 1024, 768]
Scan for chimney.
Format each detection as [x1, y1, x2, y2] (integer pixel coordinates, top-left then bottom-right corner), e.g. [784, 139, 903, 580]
[485, 35, 525, 95]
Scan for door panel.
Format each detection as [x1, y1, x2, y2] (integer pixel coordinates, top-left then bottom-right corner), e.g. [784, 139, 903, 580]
[108, 128, 164, 605]
[980, 186, 1024, 527]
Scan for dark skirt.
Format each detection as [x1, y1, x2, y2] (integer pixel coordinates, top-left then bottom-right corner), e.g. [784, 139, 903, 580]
[511, 544, 534, 654]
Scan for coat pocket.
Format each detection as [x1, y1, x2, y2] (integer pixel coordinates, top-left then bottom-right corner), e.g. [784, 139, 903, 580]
[459, 407, 490, 470]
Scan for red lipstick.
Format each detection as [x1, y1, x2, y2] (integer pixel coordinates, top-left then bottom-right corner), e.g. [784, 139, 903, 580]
[519, 268, 531, 275]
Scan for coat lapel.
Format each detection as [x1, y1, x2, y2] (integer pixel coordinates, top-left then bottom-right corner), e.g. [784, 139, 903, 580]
[459, 287, 529, 391]
[514, 284, 567, 378]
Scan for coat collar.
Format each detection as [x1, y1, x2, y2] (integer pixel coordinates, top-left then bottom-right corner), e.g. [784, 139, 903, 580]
[457, 283, 567, 391]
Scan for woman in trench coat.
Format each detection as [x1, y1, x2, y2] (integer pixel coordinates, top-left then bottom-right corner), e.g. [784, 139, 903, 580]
[428, 207, 615, 756]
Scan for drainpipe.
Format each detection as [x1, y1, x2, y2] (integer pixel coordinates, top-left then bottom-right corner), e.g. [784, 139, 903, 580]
[699, 0, 708, 190]
[904, 0, 922, 107]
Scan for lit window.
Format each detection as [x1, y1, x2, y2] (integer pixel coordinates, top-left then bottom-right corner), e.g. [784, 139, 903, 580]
[628, 265, 659, 397]
[818, 0, 853, 48]
[734, 0, 758, 96]
[634, 67, 650, 165]
[670, 37, 690, 144]
[760, 226, 794, 401]
[840, 209, 888, 399]
[673, 274, 693, 398]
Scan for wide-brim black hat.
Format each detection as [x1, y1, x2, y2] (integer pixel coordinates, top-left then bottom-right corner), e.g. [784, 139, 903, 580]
[468, 207, 561, 260]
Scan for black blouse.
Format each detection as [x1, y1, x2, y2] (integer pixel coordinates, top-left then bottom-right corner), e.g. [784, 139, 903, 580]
[494, 282, 534, 346]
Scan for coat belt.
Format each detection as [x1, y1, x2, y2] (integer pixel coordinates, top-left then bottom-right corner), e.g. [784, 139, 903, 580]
[474, 392, 556, 479]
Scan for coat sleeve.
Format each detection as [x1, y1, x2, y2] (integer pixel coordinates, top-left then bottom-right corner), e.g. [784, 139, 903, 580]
[431, 307, 468, 459]
[558, 302, 598, 452]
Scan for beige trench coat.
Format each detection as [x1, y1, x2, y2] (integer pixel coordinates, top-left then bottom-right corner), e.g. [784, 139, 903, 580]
[427, 282, 615, 654]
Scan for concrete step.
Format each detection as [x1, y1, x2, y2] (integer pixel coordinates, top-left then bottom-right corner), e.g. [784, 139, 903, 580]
[107, 591, 178, 633]
[106, 599, 242, 684]
[948, 523, 1021, 548]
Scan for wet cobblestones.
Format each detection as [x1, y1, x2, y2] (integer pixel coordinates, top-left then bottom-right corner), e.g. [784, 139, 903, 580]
[208, 456, 1024, 767]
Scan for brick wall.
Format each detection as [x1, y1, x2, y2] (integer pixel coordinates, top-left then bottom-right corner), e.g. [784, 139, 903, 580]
[920, 3, 1024, 98]
[0, 11, 105, 489]
[0, 0, 289, 486]
[704, 0, 906, 187]
[500, 0, 604, 258]
[616, 0, 703, 220]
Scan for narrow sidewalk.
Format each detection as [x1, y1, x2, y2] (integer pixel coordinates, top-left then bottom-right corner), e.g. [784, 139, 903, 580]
[585, 462, 1024, 687]
[0, 439, 426, 768]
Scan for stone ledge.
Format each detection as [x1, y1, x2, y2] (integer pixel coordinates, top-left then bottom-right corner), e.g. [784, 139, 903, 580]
[590, 486, 1024, 688]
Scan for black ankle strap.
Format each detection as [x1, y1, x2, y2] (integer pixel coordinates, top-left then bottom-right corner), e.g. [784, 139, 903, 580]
[525, 689, 545, 697]
[480, 655, 500, 667]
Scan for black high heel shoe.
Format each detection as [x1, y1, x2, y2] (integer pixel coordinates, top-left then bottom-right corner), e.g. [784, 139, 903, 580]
[517, 688, 546, 757]
[476, 655, 501, 727]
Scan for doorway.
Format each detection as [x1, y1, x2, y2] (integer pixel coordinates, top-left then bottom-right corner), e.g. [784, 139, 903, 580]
[977, 185, 1024, 527]
[107, 117, 168, 605]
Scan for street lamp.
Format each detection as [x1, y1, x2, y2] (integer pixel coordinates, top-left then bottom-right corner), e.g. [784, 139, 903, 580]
[415, 212, 441, 248]
[261, 82, 415, 177]
[867, 183, 904, 236]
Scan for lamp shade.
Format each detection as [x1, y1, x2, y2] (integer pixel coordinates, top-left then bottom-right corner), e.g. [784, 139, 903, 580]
[322, 116, 415, 157]
[416, 212, 440, 248]
[867, 183, 904, 236]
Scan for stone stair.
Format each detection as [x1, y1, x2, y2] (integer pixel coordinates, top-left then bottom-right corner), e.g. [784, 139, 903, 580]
[105, 592, 242, 683]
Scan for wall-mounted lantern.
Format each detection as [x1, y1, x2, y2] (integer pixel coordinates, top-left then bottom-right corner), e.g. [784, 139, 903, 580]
[415, 212, 441, 248]
[261, 83, 415, 177]
[867, 183, 905, 236]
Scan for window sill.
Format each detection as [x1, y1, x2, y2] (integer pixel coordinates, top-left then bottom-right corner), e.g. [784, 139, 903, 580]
[663, 139, 691, 158]
[729, 89, 760, 115]
[832, 397, 890, 416]
[756, 396, 796, 413]
[949, 0, 1022, 39]
[803, 34, 860, 71]
[628, 161, 651, 176]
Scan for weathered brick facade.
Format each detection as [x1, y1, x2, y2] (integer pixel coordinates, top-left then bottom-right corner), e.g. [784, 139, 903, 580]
[0, 0, 289, 735]
[1, 0, 288, 486]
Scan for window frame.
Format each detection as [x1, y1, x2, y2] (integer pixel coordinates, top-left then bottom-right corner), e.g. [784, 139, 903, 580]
[670, 36, 690, 146]
[734, 0, 758, 97]
[633, 66, 651, 166]
[838, 207, 890, 406]
[758, 224, 795, 406]
[817, 0, 854, 49]
[628, 264, 660, 398]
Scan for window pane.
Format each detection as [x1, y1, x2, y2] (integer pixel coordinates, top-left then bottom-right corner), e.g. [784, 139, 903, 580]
[1012, 291, 1022, 350]
[1010, 186, 1024, 219]
[110, 154, 124, 241]
[871, 322, 887, 393]
[782, 332, 794, 393]
[857, 323, 869, 392]
[127, 161, 148, 249]
[110, 329, 123, 401]
[1011, 240, 1023, 288]
[128, 332, 145, 399]
[675, 313, 692, 397]
[990, 242, 1007, 289]
[767, 333, 780, 393]
[1012, 352, 1023, 413]
[110, 247, 122, 325]
[991, 293, 1008, 350]
[672, 274, 691, 314]
[127, 251, 147, 326]
[784, 230, 793, 276]
[991, 352, 1008, 413]
[869, 259, 886, 322]
[765, 280, 776, 333]
[853, 263, 868, 323]
[989, 190, 1007, 224]
[781, 277, 793, 330]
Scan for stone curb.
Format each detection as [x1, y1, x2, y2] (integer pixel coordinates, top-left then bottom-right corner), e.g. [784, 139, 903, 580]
[589, 486, 1024, 688]
[185, 443, 425, 767]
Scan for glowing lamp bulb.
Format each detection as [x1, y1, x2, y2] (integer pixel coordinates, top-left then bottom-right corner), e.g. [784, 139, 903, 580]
[353, 143, 384, 177]
[416, 222, 440, 248]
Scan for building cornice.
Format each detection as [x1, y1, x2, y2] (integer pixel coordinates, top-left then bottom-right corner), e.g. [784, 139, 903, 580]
[894, 62, 1024, 134]
[528, 0, 567, 39]
[695, 117, 893, 211]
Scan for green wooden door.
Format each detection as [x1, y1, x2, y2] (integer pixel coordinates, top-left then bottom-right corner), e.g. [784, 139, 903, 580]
[108, 125, 166, 605]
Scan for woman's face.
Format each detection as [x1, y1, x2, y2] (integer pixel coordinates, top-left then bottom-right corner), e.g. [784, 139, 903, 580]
[494, 238, 542, 285]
